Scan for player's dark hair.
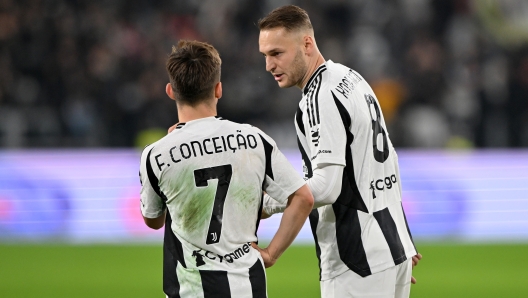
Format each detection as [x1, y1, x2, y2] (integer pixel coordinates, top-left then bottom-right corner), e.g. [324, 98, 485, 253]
[258, 5, 313, 32]
[166, 40, 221, 105]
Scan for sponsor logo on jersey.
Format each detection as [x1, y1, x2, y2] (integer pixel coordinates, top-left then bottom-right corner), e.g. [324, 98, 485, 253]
[192, 250, 206, 267]
[370, 174, 397, 199]
[192, 242, 252, 267]
[310, 149, 332, 161]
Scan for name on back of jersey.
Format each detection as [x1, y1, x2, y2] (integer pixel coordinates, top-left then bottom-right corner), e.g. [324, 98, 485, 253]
[334, 69, 363, 99]
[153, 131, 259, 171]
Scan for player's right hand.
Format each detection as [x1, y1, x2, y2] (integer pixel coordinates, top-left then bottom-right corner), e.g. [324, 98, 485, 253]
[410, 253, 422, 284]
[251, 242, 277, 268]
[168, 123, 178, 134]
[261, 210, 272, 219]
[412, 253, 422, 268]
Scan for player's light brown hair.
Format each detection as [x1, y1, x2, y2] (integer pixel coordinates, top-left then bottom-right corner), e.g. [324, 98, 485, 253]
[257, 5, 313, 32]
[166, 40, 221, 105]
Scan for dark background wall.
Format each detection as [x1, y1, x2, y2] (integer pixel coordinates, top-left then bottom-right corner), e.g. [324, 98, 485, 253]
[1, 0, 527, 149]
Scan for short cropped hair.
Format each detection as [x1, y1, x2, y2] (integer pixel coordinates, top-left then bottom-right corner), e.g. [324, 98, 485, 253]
[258, 5, 313, 32]
[166, 40, 221, 105]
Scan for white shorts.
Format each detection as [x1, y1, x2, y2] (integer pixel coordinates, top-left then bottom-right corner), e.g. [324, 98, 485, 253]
[320, 258, 412, 298]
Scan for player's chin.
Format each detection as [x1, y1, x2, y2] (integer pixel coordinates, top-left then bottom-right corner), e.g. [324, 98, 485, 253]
[277, 80, 292, 88]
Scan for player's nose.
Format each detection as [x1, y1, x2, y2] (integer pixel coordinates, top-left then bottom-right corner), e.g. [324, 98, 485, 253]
[265, 57, 275, 72]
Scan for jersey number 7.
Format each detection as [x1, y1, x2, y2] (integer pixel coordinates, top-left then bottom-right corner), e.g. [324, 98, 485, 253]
[194, 165, 233, 244]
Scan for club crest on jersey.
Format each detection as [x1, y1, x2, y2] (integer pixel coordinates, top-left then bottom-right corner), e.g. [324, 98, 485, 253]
[209, 232, 218, 242]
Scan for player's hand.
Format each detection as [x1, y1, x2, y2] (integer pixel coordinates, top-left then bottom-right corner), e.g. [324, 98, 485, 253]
[410, 253, 422, 284]
[168, 123, 178, 134]
[412, 253, 422, 268]
[251, 243, 277, 268]
[261, 210, 272, 219]
[411, 276, 417, 284]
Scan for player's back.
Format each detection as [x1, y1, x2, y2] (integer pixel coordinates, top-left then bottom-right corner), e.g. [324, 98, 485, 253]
[142, 116, 267, 271]
[141, 115, 305, 297]
[329, 62, 402, 213]
[299, 60, 406, 214]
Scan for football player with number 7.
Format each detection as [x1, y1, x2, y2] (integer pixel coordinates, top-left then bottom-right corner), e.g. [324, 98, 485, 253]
[256, 5, 422, 298]
[140, 40, 313, 298]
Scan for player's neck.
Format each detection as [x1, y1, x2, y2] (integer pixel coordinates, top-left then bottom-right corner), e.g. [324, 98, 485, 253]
[177, 100, 217, 123]
[299, 54, 325, 90]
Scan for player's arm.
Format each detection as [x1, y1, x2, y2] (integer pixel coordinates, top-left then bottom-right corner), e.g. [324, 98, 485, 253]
[143, 209, 166, 230]
[253, 184, 314, 267]
[139, 144, 167, 230]
[262, 82, 348, 216]
[307, 163, 343, 207]
[262, 163, 343, 216]
[253, 129, 314, 267]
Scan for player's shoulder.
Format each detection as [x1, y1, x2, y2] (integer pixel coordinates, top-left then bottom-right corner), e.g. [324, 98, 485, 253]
[239, 123, 271, 141]
[324, 60, 362, 85]
[323, 61, 373, 100]
[306, 61, 355, 96]
[139, 138, 163, 159]
[140, 122, 190, 157]
[216, 118, 271, 140]
[217, 117, 256, 132]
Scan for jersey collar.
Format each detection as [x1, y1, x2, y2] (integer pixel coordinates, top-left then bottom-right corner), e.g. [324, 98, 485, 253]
[303, 62, 327, 95]
[173, 116, 224, 131]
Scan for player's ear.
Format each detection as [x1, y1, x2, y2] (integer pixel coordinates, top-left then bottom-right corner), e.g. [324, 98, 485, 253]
[214, 82, 222, 100]
[166, 83, 176, 101]
[303, 35, 315, 55]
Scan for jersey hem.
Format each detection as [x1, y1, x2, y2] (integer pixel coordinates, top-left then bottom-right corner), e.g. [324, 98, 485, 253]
[320, 250, 417, 281]
[313, 157, 345, 168]
[141, 210, 164, 218]
[320, 266, 351, 281]
[274, 180, 306, 204]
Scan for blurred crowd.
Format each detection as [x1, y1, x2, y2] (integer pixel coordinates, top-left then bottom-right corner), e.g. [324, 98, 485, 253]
[1, 0, 528, 149]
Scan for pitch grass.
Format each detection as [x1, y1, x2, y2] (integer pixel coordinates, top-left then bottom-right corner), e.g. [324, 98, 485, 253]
[1, 243, 527, 297]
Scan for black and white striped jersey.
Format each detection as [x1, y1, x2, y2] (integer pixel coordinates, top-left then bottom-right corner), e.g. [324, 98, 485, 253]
[139, 116, 305, 297]
[296, 61, 416, 280]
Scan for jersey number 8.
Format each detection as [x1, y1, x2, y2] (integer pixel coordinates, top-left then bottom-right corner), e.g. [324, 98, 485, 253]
[365, 94, 389, 163]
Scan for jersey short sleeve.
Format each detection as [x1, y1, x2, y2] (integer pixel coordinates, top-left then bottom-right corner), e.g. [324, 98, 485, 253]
[309, 82, 347, 168]
[139, 143, 166, 219]
[255, 128, 306, 204]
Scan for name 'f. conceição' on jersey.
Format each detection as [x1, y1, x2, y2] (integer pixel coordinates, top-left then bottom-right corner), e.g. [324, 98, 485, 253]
[139, 116, 305, 297]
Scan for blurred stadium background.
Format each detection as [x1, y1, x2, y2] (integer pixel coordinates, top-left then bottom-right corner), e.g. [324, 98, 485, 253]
[1, 0, 528, 297]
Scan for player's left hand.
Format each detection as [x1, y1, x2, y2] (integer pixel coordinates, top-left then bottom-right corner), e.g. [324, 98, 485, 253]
[251, 242, 277, 268]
